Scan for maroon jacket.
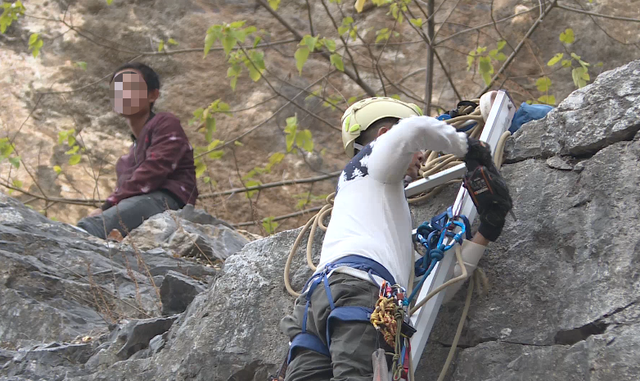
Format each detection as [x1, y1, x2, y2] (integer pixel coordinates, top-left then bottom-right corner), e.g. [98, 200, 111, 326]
[102, 112, 198, 210]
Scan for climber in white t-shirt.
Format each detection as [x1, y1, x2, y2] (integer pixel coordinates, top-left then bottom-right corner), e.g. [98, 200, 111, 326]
[280, 97, 513, 381]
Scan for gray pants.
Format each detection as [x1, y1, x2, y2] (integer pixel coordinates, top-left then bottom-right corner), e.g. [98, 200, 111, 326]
[77, 191, 181, 239]
[280, 273, 392, 381]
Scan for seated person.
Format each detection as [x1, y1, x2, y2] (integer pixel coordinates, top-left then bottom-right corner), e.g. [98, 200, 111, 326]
[78, 63, 198, 239]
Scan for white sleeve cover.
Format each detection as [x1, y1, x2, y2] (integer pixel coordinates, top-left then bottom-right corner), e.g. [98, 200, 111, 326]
[367, 115, 469, 184]
[442, 239, 487, 303]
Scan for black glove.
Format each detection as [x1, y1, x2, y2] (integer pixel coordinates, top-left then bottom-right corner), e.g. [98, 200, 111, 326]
[463, 165, 513, 242]
[465, 137, 498, 174]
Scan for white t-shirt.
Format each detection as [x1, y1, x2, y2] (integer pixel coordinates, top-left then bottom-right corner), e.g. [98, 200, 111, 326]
[318, 116, 477, 290]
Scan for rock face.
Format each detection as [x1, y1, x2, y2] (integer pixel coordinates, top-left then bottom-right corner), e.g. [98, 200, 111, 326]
[2, 60, 640, 380]
[0, 202, 246, 380]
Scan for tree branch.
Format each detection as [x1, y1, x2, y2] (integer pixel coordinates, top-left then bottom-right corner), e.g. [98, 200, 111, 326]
[476, 0, 558, 96]
[200, 171, 341, 198]
[435, 5, 540, 46]
[233, 205, 324, 227]
[195, 71, 335, 159]
[556, 3, 640, 23]
[255, 0, 376, 96]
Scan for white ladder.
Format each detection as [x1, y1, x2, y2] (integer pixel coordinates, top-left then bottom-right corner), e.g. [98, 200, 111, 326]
[403, 90, 516, 374]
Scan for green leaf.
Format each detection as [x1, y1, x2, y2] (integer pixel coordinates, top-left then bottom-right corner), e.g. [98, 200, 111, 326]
[68, 154, 81, 165]
[347, 96, 358, 104]
[229, 76, 238, 91]
[65, 145, 80, 155]
[294, 46, 310, 75]
[167, 38, 178, 46]
[195, 159, 206, 178]
[267, 152, 285, 171]
[245, 180, 261, 198]
[478, 57, 494, 86]
[158, 40, 165, 52]
[410, 18, 423, 28]
[561, 59, 572, 68]
[262, 216, 279, 234]
[205, 117, 216, 142]
[234, 141, 244, 146]
[495, 52, 507, 61]
[375, 28, 390, 43]
[230, 20, 247, 28]
[53, 165, 62, 174]
[572, 67, 589, 88]
[284, 115, 298, 152]
[537, 95, 556, 105]
[208, 150, 224, 159]
[596, 62, 604, 67]
[547, 53, 564, 66]
[466, 53, 475, 71]
[207, 139, 223, 151]
[268, 0, 280, 10]
[106, 0, 113, 4]
[203, 176, 211, 184]
[559, 28, 575, 44]
[330, 53, 344, 72]
[570, 52, 581, 61]
[28, 34, 43, 58]
[296, 129, 314, 152]
[536, 77, 552, 92]
[75, 61, 88, 70]
[323, 38, 337, 53]
[12, 179, 22, 188]
[204, 25, 223, 58]
[302, 35, 320, 52]
[8, 156, 20, 169]
[222, 34, 236, 56]
[497, 40, 507, 51]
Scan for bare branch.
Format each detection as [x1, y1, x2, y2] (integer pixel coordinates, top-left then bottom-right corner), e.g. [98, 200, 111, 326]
[435, 5, 540, 46]
[195, 71, 336, 159]
[476, 0, 558, 96]
[556, 3, 640, 23]
[233, 205, 324, 227]
[200, 171, 341, 198]
[255, 0, 376, 96]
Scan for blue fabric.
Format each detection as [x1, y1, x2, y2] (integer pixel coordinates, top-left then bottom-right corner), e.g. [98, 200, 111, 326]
[510, 103, 553, 134]
[288, 333, 331, 363]
[326, 306, 373, 348]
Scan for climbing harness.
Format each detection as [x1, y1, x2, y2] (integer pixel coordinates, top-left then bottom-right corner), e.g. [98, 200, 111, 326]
[285, 255, 396, 366]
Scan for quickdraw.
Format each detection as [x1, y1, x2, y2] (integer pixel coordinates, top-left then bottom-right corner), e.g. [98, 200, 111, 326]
[370, 281, 406, 347]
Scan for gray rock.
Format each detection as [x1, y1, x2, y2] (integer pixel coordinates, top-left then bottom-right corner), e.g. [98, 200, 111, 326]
[545, 156, 573, 170]
[506, 59, 640, 162]
[160, 271, 206, 315]
[115, 316, 178, 360]
[123, 209, 249, 262]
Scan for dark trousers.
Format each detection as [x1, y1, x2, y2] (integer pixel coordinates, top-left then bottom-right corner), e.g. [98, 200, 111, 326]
[280, 273, 391, 381]
[77, 191, 181, 239]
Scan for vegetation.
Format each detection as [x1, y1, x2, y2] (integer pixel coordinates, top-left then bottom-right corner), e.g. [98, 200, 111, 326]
[0, 0, 637, 234]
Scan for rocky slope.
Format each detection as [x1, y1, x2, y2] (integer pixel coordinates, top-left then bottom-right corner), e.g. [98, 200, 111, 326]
[1, 59, 640, 380]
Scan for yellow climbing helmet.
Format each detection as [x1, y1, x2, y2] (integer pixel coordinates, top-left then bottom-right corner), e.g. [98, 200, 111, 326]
[341, 97, 423, 157]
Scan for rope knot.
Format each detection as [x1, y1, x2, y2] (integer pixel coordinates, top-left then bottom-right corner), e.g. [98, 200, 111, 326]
[429, 248, 444, 261]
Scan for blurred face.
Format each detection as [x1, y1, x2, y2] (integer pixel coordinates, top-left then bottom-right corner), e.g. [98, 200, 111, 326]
[110, 70, 156, 116]
[406, 151, 425, 182]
